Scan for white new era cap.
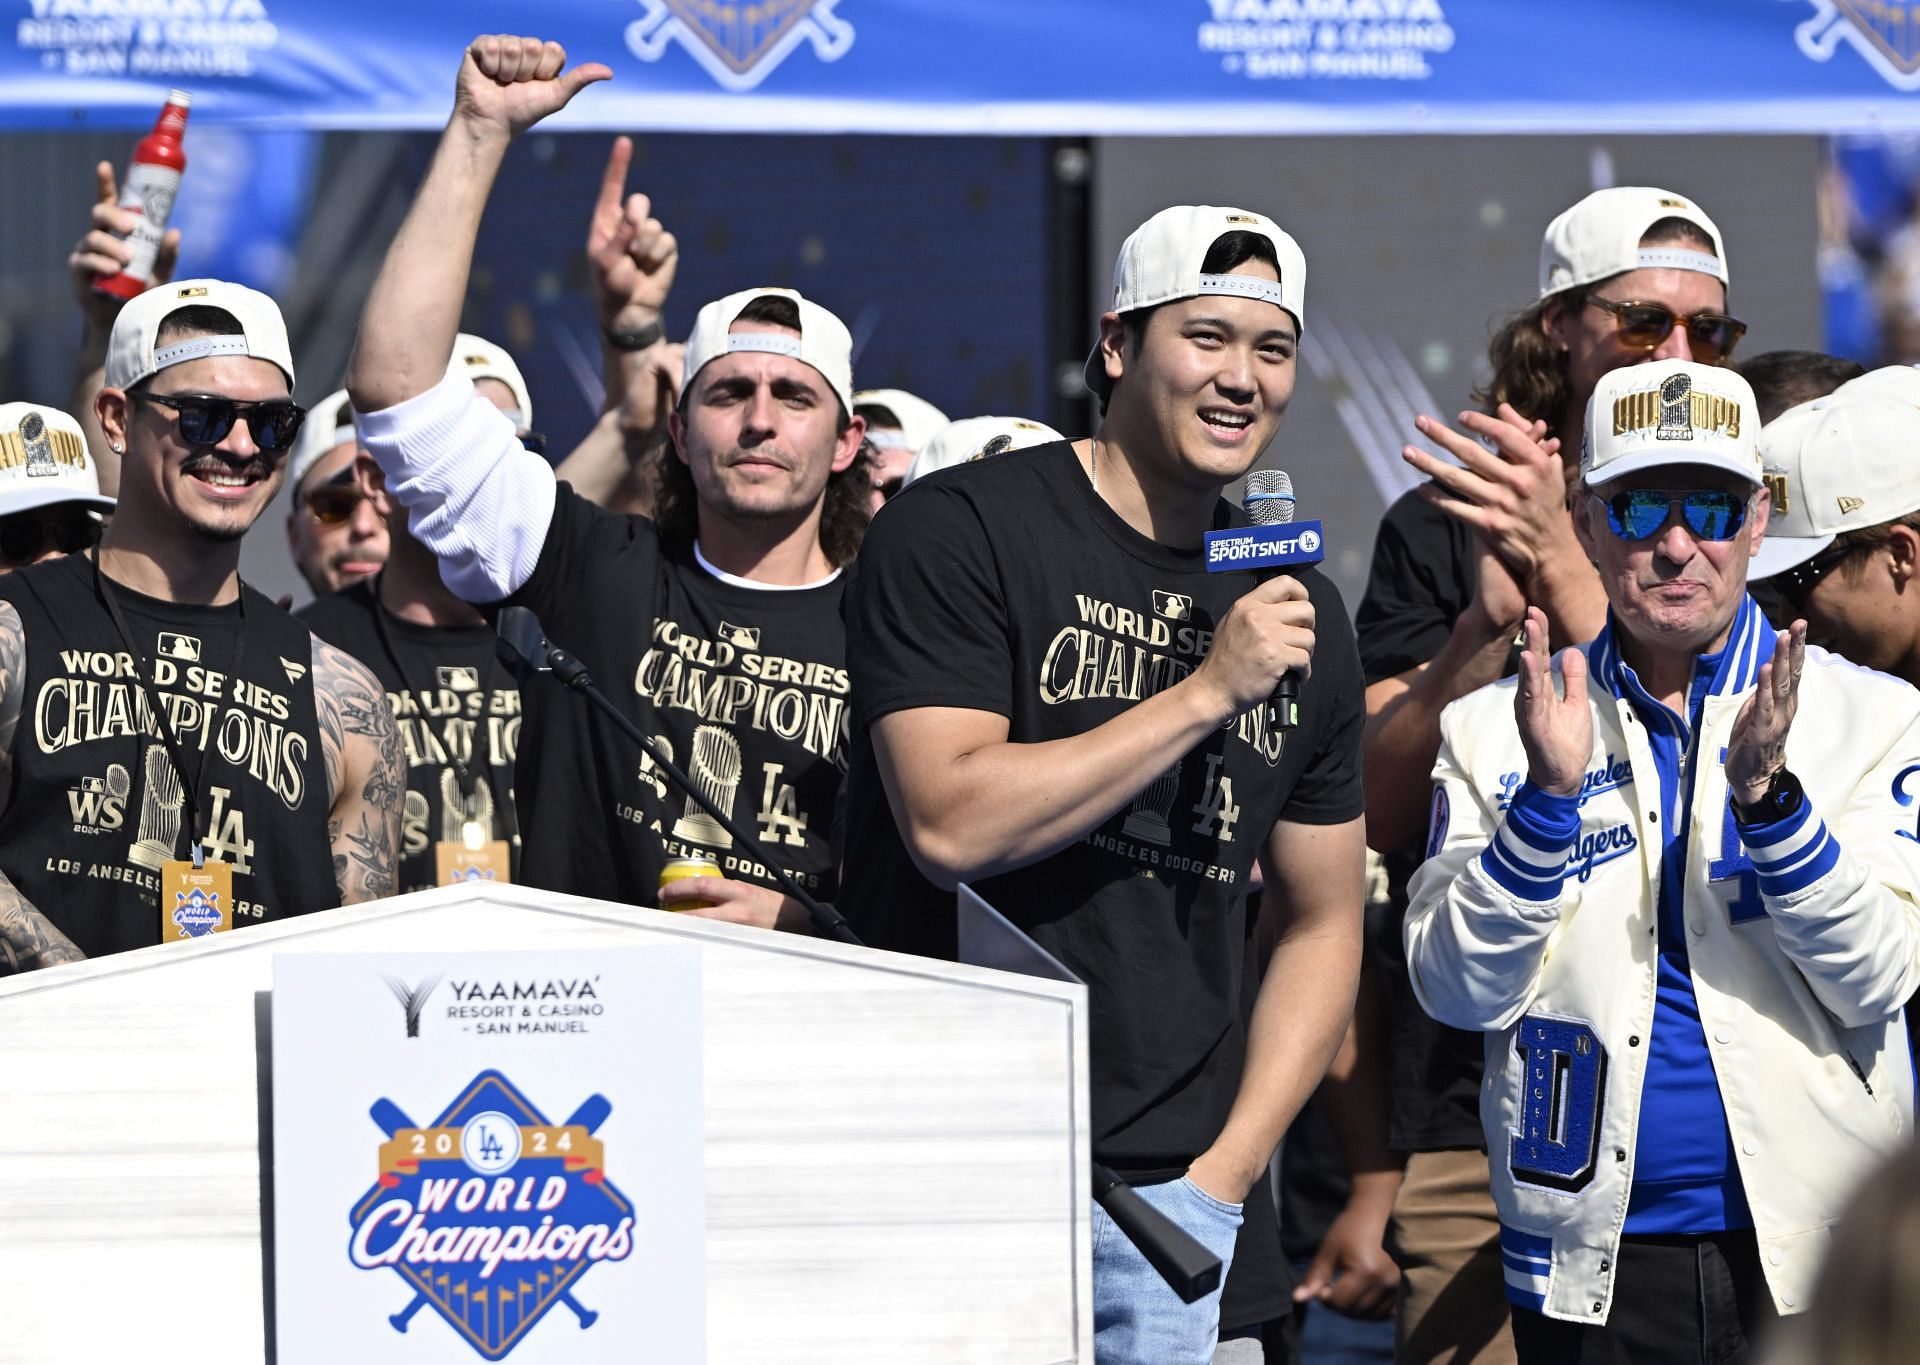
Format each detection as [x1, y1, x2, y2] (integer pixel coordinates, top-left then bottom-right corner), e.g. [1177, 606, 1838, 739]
[104, 278, 295, 391]
[0, 403, 115, 517]
[1086, 205, 1308, 398]
[1751, 368, 1920, 579]
[855, 389, 949, 454]
[449, 333, 533, 429]
[904, 415, 1065, 488]
[683, 287, 854, 415]
[287, 389, 357, 496]
[1582, 360, 1760, 489]
[1540, 187, 1728, 299]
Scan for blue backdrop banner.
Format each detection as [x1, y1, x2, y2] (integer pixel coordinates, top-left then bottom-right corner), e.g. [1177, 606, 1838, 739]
[7, 1, 1920, 133]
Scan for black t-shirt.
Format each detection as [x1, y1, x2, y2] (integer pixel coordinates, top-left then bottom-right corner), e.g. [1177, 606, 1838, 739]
[841, 442, 1365, 1328]
[501, 486, 848, 906]
[298, 579, 521, 895]
[1353, 487, 1494, 1153]
[0, 553, 336, 960]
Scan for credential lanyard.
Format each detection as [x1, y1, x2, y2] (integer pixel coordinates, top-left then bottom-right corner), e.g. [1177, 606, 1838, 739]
[93, 554, 246, 868]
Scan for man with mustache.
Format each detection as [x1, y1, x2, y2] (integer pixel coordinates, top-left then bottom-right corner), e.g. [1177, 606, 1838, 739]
[347, 35, 867, 927]
[0, 280, 402, 971]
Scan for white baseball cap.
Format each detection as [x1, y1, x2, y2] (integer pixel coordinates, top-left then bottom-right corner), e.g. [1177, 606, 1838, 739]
[1086, 205, 1308, 398]
[287, 389, 357, 496]
[0, 403, 115, 517]
[449, 333, 532, 429]
[854, 389, 948, 454]
[1540, 187, 1728, 299]
[1751, 369, 1920, 579]
[1582, 360, 1760, 490]
[104, 278, 295, 391]
[904, 415, 1066, 488]
[683, 287, 854, 415]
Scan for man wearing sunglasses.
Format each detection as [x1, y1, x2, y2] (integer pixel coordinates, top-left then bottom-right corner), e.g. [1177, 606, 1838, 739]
[1353, 185, 1738, 1365]
[1748, 366, 1920, 688]
[348, 36, 863, 932]
[0, 280, 403, 972]
[1406, 358, 1920, 1363]
[285, 390, 389, 599]
[0, 404, 113, 575]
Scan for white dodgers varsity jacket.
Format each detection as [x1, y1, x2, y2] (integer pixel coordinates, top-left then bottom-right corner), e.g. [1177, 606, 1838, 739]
[1405, 599, 1920, 1324]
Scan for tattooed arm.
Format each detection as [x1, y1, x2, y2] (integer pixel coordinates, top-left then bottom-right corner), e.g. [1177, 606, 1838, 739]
[312, 637, 404, 905]
[0, 602, 82, 970]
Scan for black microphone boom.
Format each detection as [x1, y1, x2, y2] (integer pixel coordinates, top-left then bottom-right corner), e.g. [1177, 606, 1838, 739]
[494, 605, 859, 943]
[495, 604, 1222, 1300]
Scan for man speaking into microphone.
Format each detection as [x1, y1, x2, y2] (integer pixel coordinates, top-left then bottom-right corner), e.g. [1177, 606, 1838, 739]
[842, 206, 1366, 1363]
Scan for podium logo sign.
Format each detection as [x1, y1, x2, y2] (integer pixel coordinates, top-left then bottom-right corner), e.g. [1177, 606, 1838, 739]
[624, 0, 855, 91]
[1800, 1, 1920, 89]
[348, 1071, 634, 1360]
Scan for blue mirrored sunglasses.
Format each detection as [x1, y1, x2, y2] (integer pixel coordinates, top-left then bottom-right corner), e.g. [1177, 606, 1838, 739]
[1602, 489, 1748, 542]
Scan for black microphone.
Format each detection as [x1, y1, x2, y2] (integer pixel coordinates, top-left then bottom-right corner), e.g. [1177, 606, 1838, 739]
[499, 605, 1225, 1302]
[494, 606, 860, 944]
[1243, 468, 1301, 731]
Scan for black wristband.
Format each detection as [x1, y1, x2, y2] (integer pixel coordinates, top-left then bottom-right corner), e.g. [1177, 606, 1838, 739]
[603, 319, 665, 352]
[1733, 768, 1804, 827]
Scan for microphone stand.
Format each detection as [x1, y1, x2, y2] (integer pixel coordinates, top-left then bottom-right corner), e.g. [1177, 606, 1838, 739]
[496, 606, 1223, 1302]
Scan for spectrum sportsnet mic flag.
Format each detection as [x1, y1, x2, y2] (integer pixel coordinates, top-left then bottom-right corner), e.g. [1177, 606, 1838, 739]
[1203, 520, 1325, 572]
[272, 949, 705, 1363]
[7, 3, 1920, 134]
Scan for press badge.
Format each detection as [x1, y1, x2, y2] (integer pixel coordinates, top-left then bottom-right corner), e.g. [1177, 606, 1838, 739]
[160, 857, 234, 940]
[435, 822, 511, 886]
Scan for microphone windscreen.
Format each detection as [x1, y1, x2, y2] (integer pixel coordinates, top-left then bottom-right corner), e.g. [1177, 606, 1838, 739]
[1243, 468, 1295, 525]
[494, 606, 552, 680]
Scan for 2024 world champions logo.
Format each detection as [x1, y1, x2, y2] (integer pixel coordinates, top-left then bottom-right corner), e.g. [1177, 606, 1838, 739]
[348, 1072, 633, 1360]
[626, 0, 853, 91]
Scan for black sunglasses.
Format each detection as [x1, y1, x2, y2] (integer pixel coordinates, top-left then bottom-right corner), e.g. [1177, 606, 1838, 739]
[1774, 540, 1864, 605]
[1585, 297, 1749, 364]
[0, 505, 102, 566]
[130, 391, 306, 454]
[1601, 488, 1749, 542]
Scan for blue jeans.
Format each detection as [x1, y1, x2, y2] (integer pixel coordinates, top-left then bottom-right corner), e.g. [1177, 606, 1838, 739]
[1092, 1175, 1246, 1364]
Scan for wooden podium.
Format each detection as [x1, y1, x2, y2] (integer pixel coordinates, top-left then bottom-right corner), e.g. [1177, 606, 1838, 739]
[0, 884, 1092, 1363]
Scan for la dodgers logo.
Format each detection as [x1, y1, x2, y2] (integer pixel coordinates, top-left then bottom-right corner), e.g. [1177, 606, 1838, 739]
[348, 1072, 634, 1359]
[625, 0, 854, 91]
[1800, 0, 1920, 89]
[171, 885, 222, 936]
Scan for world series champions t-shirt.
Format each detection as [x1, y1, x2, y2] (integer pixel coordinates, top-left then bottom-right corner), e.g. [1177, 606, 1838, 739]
[499, 485, 849, 908]
[840, 441, 1366, 1329]
[0, 551, 336, 960]
[298, 579, 521, 895]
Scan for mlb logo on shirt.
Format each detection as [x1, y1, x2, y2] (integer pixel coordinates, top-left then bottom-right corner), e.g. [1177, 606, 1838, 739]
[437, 665, 480, 693]
[1152, 591, 1193, 621]
[718, 622, 760, 649]
[157, 633, 201, 662]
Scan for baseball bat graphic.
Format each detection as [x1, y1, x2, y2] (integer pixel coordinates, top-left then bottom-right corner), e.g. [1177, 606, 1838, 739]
[369, 1094, 613, 1334]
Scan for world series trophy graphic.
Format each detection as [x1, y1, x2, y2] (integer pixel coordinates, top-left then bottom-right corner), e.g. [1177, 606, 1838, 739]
[439, 770, 498, 845]
[349, 1072, 634, 1360]
[1121, 760, 1182, 846]
[18, 411, 61, 478]
[128, 743, 184, 870]
[1656, 373, 1693, 441]
[671, 725, 741, 849]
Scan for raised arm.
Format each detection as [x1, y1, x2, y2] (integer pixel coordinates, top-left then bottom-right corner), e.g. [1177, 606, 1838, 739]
[312, 638, 404, 905]
[870, 575, 1316, 888]
[1187, 814, 1367, 1207]
[348, 36, 610, 603]
[348, 36, 609, 412]
[0, 603, 82, 969]
[66, 160, 181, 497]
